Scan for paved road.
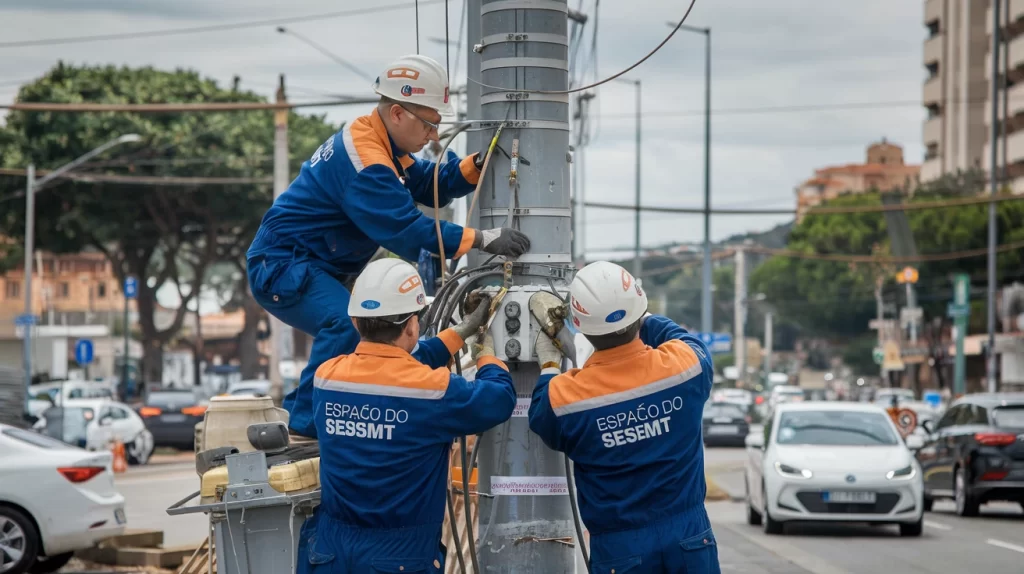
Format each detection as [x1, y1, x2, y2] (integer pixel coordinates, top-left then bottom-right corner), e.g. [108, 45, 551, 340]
[116, 459, 206, 548]
[704, 446, 1024, 574]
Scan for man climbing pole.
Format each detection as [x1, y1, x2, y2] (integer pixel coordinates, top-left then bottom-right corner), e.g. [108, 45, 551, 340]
[247, 54, 530, 438]
[528, 261, 722, 573]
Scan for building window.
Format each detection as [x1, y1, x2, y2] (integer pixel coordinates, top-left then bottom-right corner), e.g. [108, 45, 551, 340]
[5, 282, 20, 299]
[59, 282, 69, 298]
[97, 282, 107, 298]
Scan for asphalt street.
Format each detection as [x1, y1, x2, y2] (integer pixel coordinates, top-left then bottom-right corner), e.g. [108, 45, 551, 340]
[102, 447, 1024, 573]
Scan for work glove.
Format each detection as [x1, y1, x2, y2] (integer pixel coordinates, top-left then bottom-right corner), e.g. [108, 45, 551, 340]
[472, 331, 496, 362]
[453, 293, 492, 341]
[474, 228, 531, 258]
[536, 332, 565, 374]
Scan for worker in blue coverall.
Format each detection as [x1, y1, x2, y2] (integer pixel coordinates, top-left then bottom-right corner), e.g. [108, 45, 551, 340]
[528, 261, 721, 574]
[247, 54, 530, 438]
[299, 258, 515, 573]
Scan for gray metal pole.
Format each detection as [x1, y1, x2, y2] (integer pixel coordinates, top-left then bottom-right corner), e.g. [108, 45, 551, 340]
[470, 0, 576, 569]
[764, 311, 773, 377]
[269, 75, 292, 405]
[988, 0, 1000, 393]
[633, 79, 642, 279]
[734, 247, 746, 386]
[22, 165, 34, 417]
[701, 28, 712, 335]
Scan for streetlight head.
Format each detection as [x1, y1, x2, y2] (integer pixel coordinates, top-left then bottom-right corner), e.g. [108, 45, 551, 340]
[118, 134, 142, 143]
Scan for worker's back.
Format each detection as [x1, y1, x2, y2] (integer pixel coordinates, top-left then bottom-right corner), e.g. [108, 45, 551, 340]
[531, 315, 713, 535]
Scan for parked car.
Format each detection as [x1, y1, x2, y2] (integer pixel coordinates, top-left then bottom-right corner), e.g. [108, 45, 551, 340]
[915, 392, 1024, 516]
[34, 399, 154, 465]
[702, 401, 751, 447]
[137, 390, 207, 450]
[0, 423, 126, 574]
[744, 402, 924, 536]
[26, 380, 117, 420]
[711, 388, 753, 410]
[874, 387, 916, 407]
[769, 385, 805, 409]
[225, 379, 272, 397]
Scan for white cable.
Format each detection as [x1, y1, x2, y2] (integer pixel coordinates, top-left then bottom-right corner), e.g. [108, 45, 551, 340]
[224, 503, 241, 572]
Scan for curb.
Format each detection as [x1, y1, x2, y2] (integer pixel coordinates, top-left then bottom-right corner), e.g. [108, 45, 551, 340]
[705, 473, 731, 502]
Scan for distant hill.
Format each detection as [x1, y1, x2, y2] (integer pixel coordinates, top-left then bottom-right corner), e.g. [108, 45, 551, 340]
[720, 221, 793, 249]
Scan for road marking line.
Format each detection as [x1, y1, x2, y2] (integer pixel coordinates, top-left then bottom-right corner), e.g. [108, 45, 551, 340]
[986, 539, 1024, 554]
[923, 520, 952, 531]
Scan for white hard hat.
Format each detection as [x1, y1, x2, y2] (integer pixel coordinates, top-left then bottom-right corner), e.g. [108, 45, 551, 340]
[348, 259, 428, 318]
[568, 261, 648, 336]
[372, 54, 454, 116]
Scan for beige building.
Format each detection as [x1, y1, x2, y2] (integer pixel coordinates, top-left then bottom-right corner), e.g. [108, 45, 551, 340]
[923, 0, 1024, 191]
[795, 141, 921, 220]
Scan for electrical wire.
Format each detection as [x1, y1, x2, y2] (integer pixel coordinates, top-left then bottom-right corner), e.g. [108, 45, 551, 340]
[446, 491, 469, 574]
[416, 0, 422, 54]
[0, 1, 445, 49]
[564, 454, 590, 570]
[468, 0, 696, 95]
[445, 0, 451, 83]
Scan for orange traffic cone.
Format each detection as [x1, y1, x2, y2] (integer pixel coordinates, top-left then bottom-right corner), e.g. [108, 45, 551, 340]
[112, 440, 128, 474]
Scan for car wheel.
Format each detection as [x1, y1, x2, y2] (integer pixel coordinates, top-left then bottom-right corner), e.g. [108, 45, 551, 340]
[954, 467, 980, 517]
[28, 552, 73, 574]
[923, 494, 934, 512]
[762, 485, 783, 535]
[126, 432, 153, 466]
[0, 506, 40, 574]
[899, 517, 923, 537]
[745, 479, 762, 526]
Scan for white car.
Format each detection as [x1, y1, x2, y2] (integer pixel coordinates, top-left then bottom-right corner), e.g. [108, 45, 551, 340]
[34, 399, 154, 466]
[768, 385, 805, 409]
[0, 423, 126, 574]
[744, 402, 924, 536]
[712, 388, 753, 409]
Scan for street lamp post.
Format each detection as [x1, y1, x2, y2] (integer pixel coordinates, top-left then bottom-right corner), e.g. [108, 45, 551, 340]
[22, 134, 141, 417]
[667, 22, 711, 334]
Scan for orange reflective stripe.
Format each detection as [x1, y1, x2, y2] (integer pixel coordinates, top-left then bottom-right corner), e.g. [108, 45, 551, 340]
[387, 67, 420, 80]
[345, 110, 415, 177]
[460, 154, 481, 185]
[398, 275, 422, 293]
[476, 355, 509, 372]
[315, 342, 451, 396]
[438, 329, 464, 355]
[548, 339, 702, 415]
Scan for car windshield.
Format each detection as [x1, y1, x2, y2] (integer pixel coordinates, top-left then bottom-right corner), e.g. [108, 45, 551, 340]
[40, 407, 94, 447]
[2, 428, 74, 450]
[704, 404, 746, 419]
[776, 410, 899, 446]
[147, 391, 196, 408]
[992, 406, 1024, 428]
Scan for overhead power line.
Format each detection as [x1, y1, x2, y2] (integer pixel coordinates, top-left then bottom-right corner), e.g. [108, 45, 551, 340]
[0, 98, 378, 113]
[0, 168, 270, 186]
[748, 240, 1024, 264]
[585, 194, 1024, 217]
[0, 1, 444, 49]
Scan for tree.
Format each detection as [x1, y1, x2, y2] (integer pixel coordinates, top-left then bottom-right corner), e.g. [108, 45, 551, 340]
[0, 62, 338, 382]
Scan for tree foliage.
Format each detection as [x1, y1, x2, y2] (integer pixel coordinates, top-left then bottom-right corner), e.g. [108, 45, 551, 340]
[0, 62, 338, 381]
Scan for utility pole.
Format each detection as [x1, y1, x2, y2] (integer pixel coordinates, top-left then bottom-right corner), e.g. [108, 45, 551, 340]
[764, 311, 773, 377]
[700, 28, 713, 336]
[468, 0, 576, 570]
[269, 75, 291, 405]
[22, 164, 34, 416]
[632, 80, 642, 279]
[734, 246, 747, 387]
[988, 0, 1001, 394]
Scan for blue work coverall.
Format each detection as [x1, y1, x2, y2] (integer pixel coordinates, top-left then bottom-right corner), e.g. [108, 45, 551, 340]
[529, 315, 720, 574]
[246, 108, 482, 438]
[297, 329, 516, 573]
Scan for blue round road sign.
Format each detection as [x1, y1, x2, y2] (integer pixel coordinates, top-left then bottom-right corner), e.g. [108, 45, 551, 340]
[75, 339, 94, 366]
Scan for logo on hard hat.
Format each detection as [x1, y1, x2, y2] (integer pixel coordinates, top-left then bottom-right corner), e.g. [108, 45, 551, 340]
[398, 275, 423, 293]
[361, 300, 381, 310]
[416, 293, 426, 305]
[571, 297, 590, 316]
[605, 310, 627, 323]
[401, 84, 425, 97]
[444, 86, 450, 103]
[621, 269, 632, 291]
[573, 316, 581, 327]
[388, 68, 420, 80]
[635, 283, 643, 297]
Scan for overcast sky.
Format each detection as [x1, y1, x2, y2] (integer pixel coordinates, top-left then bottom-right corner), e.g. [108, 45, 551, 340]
[1, 0, 926, 261]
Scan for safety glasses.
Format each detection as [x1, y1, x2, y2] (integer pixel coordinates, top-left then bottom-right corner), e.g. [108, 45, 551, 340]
[399, 104, 440, 132]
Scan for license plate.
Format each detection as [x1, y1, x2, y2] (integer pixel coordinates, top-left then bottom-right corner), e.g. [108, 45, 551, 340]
[114, 508, 126, 525]
[708, 425, 738, 435]
[823, 491, 876, 504]
[161, 414, 187, 423]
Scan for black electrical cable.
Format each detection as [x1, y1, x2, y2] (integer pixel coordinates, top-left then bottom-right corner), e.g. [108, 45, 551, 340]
[446, 491, 469, 574]
[468, 0, 697, 95]
[453, 359, 481, 574]
[564, 454, 590, 569]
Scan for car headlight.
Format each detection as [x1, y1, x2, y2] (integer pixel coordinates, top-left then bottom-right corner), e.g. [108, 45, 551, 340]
[774, 461, 813, 479]
[886, 465, 916, 480]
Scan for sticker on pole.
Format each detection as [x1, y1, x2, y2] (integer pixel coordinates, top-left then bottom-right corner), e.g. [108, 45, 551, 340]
[490, 476, 568, 496]
[512, 397, 531, 417]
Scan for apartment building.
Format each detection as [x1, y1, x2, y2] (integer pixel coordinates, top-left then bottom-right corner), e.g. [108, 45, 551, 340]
[795, 140, 921, 220]
[923, 0, 1024, 191]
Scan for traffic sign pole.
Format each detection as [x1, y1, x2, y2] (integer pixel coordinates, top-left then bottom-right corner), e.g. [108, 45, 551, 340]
[950, 274, 970, 396]
[123, 277, 137, 399]
[22, 164, 34, 418]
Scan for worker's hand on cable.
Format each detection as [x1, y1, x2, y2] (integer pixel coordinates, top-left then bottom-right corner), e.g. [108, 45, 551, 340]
[474, 228, 531, 258]
[535, 332, 565, 373]
[453, 294, 492, 341]
[471, 331, 496, 361]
